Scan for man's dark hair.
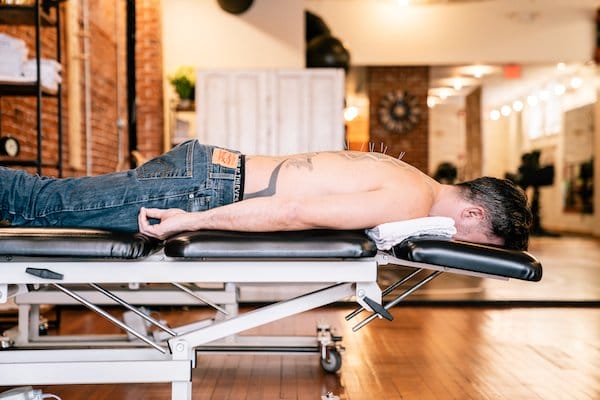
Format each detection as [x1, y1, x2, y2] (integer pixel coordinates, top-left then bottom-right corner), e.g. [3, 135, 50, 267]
[457, 177, 532, 250]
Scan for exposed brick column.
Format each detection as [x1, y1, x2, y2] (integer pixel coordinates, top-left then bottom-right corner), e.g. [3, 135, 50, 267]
[367, 66, 429, 173]
[135, 0, 164, 159]
[87, 0, 128, 174]
[464, 86, 482, 180]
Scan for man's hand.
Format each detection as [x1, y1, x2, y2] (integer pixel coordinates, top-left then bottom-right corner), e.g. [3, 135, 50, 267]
[138, 207, 191, 239]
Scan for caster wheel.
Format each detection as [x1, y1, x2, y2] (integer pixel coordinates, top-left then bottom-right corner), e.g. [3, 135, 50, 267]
[0, 336, 14, 349]
[320, 348, 342, 373]
[38, 319, 49, 336]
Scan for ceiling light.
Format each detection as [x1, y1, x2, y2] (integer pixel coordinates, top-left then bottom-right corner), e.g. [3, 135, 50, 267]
[490, 110, 500, 120]
[429, 87, 455, 100]
[501, 105, 512, 116]
[512, 100, 524, 112]
[539, 90, 550, 102]
[570, 76, 583, 89]
[427, 96, 440, 108]
[456, 65, 498, 79]
[344, 106, 359, 122]
[433, 76, 479, 88]
[556, 62, 566, 72]
[554, 83, 566, 96]
[527, 95, 538, 106]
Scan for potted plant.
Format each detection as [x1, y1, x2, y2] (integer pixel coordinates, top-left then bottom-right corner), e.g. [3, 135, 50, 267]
[169, 66, 196, 109]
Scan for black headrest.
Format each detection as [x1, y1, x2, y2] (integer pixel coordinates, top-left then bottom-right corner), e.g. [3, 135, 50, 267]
[392, 238, 543, 281]
[0, 228, 160, 259]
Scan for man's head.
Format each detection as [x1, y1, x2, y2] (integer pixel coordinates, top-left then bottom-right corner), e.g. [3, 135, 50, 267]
[455, 177, 532, 250]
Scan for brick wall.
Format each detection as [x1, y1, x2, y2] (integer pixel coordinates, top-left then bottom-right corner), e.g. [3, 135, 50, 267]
[0, 16, 62, 176]
[135, 0, 164, 159]
[367, 66, 429, 172]
[0, 1, 164, 176]
[464, 86, 482, 180]
[86, 0, 128, 175]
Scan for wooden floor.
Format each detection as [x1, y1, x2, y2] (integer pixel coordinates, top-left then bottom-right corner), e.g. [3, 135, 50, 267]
[2, 306, 598, 400]
[1, 234, 600, 399]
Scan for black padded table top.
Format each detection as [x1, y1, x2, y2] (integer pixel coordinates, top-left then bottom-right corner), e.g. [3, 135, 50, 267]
[392, 238, 543, 281]
[165, 230, 378, 258]
[164, 231, 542, 281]
[0, 228, 543, 282]
[0, 228, 160, 259]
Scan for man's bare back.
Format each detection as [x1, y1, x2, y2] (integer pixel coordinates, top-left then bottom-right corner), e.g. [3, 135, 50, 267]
[245, 151, 438, 201]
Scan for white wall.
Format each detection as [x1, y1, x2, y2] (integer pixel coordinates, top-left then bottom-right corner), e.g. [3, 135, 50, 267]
[428, 98, 466, 177]
[482, 113, 511, 178]
[162, 0, 597, 71]
[161, 0, 304, 74]
[305, 0, 596, 66]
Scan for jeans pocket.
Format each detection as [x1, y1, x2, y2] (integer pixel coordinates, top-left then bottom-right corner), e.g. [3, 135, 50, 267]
[136, 140, 194, 180]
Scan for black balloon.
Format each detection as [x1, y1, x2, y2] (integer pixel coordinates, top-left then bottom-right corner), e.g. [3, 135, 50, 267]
[306, 33, 350, 71]
[217, 0, 254, 14]
[305, 10, 331, 43]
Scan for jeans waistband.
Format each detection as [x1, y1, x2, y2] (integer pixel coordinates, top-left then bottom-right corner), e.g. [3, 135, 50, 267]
[235, 154, 245, 202]
[202, 142, 245, 208]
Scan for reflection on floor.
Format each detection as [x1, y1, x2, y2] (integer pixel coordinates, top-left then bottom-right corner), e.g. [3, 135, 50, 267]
[381, 234, 600, 303]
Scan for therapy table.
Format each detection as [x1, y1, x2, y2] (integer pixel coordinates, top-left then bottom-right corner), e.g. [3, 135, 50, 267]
[0, 228, 542, 399]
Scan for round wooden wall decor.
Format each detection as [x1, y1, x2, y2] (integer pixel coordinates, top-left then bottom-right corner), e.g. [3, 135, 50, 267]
[377, 90, 421, 134]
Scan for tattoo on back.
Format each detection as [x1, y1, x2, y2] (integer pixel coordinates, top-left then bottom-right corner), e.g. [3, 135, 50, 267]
[285, 155, 315, 170]
[244, 154, 316, 199]
[340, 151, 424, 177]
[341, 151, 405, 167]
[245, 151, 415, 200]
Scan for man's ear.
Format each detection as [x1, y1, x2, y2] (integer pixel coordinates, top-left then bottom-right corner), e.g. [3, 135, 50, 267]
[461, 206, 485, 220]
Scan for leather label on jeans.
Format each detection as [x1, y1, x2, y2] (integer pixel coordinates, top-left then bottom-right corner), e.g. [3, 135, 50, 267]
[212, 148, 239, 169]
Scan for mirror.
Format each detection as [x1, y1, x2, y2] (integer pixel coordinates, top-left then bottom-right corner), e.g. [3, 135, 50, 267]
[563, 104, 594, 214]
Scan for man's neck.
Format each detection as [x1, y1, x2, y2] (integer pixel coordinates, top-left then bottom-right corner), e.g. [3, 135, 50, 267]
[428, 184, 460, 218]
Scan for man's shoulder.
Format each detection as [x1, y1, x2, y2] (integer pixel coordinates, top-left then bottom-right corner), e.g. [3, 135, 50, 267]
[382, 171, 438, 202]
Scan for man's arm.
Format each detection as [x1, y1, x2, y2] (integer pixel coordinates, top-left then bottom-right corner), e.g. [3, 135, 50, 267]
[138, 188, 431, 239]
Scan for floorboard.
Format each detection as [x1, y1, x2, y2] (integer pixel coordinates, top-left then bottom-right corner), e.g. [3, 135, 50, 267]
[2, 306, 596, 400]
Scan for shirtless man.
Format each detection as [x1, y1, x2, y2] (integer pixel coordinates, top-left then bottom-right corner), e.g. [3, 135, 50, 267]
[0, 140, 531, 250]
[138, 141, 531, 250]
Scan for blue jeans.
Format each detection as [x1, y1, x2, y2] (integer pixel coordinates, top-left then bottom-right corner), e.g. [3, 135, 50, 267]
[0, 140, 243, 232]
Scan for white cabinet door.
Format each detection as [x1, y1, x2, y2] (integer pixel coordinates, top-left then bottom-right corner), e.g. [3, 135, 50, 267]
[196, 69, 344, 155]
[196, 70, 270, 154]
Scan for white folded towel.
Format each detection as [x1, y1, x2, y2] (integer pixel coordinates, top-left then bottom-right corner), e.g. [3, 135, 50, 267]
[365, 216, 456, 250]
[22, 59, 62, 92]
[23, 58, 62, 72]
